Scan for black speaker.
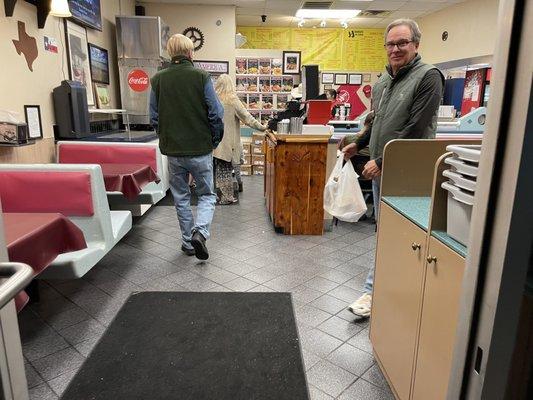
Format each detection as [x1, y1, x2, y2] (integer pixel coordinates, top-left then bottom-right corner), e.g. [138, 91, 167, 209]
[302, 65, 319, 101]
[135, 5, 145, 16]
[52, 80, 91, 139]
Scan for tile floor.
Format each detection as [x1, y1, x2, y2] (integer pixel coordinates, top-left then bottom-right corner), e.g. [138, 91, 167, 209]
[18, 176, 394, 399]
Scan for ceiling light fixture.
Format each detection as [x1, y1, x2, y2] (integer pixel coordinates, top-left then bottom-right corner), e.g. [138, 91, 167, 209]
[295, 9, 361, 19]
[320, 20, 327, 28]
[298, 19, 305, 28]
[50, 0, 72, 17]
[340, 21, 348, 29]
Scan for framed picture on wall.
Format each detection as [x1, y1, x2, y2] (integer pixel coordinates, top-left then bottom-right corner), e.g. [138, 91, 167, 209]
[282, 51, 301, 75]
[24, 105, 43, 139]
[322, 73, 334, 84]
[65, 20, 94, 106]
[94, 83, 111, 109]
[363, 73, 371, 83]
[349, 74, 363, 85]
[335, 74, 348, 85]
[323, 84, 333, 90]
[88, 43, 109, 84]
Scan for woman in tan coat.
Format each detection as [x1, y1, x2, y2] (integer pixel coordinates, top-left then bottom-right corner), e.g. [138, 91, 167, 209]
[214, 74, 266, 204]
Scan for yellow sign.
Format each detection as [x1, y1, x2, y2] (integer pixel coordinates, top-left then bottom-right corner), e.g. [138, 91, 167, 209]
[237, 27, 387, 72]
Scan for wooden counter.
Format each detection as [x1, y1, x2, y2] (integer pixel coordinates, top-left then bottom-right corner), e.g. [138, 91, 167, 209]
[264, 132, 330, 235]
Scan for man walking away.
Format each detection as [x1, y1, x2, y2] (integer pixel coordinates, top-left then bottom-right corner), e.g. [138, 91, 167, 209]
[150, 34, 224, 260]
[343, 19, 444, 317]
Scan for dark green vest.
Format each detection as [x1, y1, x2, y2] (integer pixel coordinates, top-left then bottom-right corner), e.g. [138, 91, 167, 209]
[151, 57, 213, 157]
[370, 55, 442, 160]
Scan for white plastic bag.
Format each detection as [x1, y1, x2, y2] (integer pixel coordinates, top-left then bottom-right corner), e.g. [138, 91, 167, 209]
[324, 155, 367, 222]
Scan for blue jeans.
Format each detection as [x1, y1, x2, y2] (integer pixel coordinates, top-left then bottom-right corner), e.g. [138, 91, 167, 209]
[363, 177, 381, 294]
[168, 153, 216, 250]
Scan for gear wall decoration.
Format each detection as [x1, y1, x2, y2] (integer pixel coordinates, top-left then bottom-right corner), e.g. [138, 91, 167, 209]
[183, 27, 205, 51]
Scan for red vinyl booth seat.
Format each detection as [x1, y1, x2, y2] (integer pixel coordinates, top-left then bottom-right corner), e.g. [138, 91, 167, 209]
[0, 171, 94, 216]
[307, 100, 333, 125]
[58, 143, 158, 172]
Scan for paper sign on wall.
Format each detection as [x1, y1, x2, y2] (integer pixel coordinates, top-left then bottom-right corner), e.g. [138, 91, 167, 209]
[237, 27, 387, 72]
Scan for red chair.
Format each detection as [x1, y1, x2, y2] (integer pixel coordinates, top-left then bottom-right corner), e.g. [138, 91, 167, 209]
[306, 100, 333, 125]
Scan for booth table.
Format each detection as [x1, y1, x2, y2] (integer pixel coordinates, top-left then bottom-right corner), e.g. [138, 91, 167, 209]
[4, 213, 87, 310]
[100, 163, 160, 201]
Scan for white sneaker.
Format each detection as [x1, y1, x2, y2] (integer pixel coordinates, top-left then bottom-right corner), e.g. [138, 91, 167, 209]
[348, 293, 372, 317]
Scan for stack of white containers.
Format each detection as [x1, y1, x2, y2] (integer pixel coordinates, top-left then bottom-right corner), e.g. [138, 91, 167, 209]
[441, 145, 482, 246]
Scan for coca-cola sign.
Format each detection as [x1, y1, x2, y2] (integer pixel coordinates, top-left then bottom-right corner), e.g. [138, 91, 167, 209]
[128, 69, 149, 92]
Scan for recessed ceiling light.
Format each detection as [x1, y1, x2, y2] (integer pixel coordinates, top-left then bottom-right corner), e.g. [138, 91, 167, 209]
[296, 9, 361, 19]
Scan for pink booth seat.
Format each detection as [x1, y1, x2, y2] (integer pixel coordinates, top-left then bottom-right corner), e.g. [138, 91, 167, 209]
[57, 141, 169, 216]
[0, 164, 132, 279]
[0, 171, 94, 216]
[57, 143, 158, 172]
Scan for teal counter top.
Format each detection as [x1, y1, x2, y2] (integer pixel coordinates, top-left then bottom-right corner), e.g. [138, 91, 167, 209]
[382, 196, 431, 232]
[432, 230, 468, 258]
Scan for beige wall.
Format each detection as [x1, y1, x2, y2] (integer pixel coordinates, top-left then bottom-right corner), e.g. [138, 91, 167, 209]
[141, 3, 236, 78]
[417, 0, 499, 65]
[0, 0, 135, 163]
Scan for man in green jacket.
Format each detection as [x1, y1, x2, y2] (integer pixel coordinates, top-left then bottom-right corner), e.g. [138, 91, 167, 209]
[150, 34, 224, 260]
[343, 19, 444, 317]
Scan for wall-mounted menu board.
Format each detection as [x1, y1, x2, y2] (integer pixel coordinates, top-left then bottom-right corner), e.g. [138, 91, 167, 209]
[237, 27, 387, 72]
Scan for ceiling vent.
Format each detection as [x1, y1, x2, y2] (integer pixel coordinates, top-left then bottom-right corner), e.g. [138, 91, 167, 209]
[359, 10, 393, 17]
[301, 2, 333, 10]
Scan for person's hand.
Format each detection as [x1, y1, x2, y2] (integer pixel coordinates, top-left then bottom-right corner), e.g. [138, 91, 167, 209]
[362, 160, 381, 179]
[342, 143, 358, 160]
[337, 137, 345, 150]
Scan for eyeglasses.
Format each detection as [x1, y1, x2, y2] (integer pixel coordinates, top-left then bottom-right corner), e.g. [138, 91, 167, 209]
[384, 40, 413, 50]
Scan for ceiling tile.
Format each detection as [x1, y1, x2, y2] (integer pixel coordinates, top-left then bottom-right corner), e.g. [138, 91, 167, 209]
[364, 0, 407, 11]
[388, 10, 426, 18]
[400, 1, 448, 11]
[236, 7, 265, 15]
[330, 1, 375, 10]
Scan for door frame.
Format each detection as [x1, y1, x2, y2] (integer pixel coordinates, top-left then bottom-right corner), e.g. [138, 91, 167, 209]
[447, 0, 533, 398]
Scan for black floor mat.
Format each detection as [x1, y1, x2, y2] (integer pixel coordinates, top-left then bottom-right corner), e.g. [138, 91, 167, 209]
[61, 292, 309, 400]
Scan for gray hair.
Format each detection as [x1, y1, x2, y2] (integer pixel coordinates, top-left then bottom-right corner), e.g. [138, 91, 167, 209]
[385, 19, 422, 43]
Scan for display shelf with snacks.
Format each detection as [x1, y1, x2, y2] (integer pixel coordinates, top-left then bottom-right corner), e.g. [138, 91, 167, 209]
[236, 57, 296, 127]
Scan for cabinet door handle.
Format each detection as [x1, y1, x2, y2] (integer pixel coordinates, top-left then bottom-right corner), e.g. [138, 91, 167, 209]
[427, 255, 437, 264]
[411, 242, 421, 251]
